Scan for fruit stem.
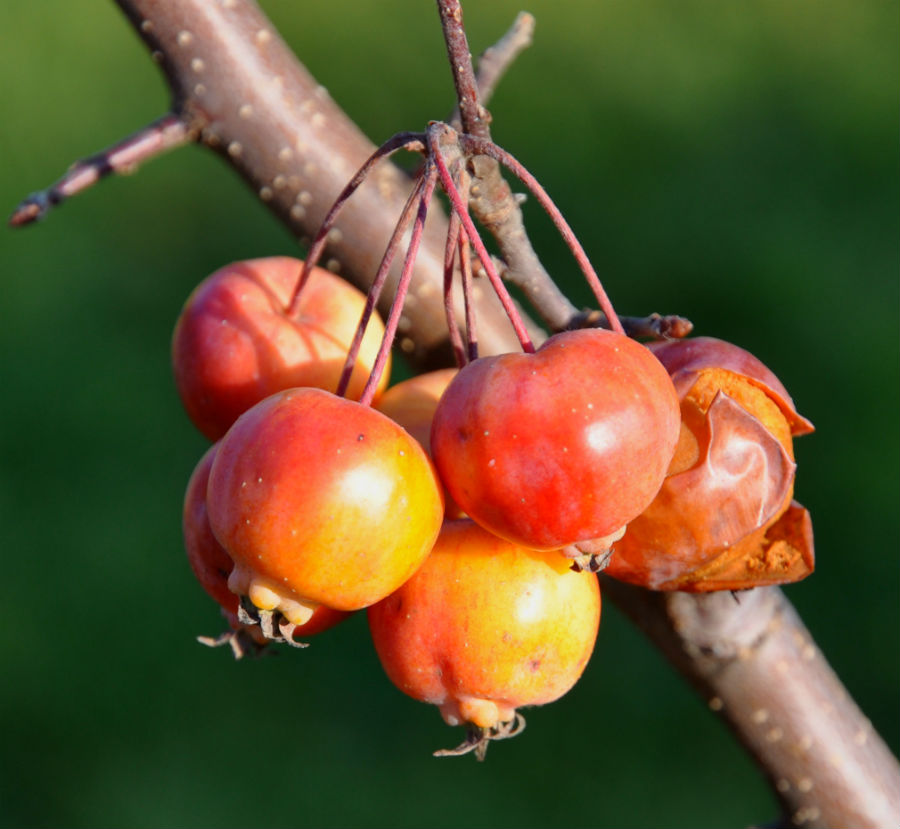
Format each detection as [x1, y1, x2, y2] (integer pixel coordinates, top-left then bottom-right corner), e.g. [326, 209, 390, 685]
[288, 131, 426, 317]
[358, 165, 440, 407]
[459, 134, 626, 336]
[428, 124, 535, 353]
[336, 172, 429, 399]
[442, 185, 468, 368]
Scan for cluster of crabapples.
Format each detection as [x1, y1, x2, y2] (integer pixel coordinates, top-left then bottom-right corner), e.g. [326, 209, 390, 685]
[174, 255, 814, 755]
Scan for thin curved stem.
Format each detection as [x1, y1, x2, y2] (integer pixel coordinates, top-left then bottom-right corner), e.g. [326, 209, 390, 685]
[335, 172, 428, 399]
[288, 131, 425, 315]
[459, 133, 625, 335]
[358, 165, 440, 407]
[428, 126, 534, 353]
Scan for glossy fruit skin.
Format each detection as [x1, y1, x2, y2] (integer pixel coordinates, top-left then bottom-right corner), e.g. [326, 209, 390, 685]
[368, 519, 601, 729]
[606, 337, 814, 591]
[430, 328, 681, 551]
[172, 256, 389, 441]
[183, 443, 348, 636]
[206, 387, 444, 617]
[375, 369, 464, 518]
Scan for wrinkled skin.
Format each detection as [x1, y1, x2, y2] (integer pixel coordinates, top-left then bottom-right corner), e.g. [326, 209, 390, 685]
[430, 329, 681, 551]
[607, 337, 815, 591]
[206, 388, 444, 619]
[368, 519, 601, 730]
[173, 256, 389, 440]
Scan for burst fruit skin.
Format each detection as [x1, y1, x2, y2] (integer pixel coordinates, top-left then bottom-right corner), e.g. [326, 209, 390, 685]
[172, 256, 389, 440]
[206, 388, 444, 619]
[606, 336, 815, 591]
[183, 443, 347, 636]
[430, 328, 681, 551]
[368, 519, 601, 730]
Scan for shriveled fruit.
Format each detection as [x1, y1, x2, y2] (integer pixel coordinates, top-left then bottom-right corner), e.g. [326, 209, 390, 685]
[183, 443, 348, 654]
[172, 256, 389, 440]
[606, 336, 815, 591]
[207, 387, 444, 622]
[430, 328, 680, 556]
[368, 518, 601, 758]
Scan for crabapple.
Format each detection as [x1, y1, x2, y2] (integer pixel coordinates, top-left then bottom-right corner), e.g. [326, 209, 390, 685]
[367, 518, 600, 756]
[375, 368, 464, 518]
[430, 328, 680, 555]
[606, 336, 815, 591]
[172, 256, 389, 440]
[206, 387, 444, 623]
[183, 443, 348, 652]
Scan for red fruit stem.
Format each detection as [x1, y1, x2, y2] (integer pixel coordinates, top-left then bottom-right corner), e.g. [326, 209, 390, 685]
[459, 134, 626, 336]
[288, 131, 426, 316]
[428, 126, 535, 353]
[442, 208, 468, 368]
[458, 222, 479, 363]
[358, 166, 440, 407]
[335, 172, 429, 399]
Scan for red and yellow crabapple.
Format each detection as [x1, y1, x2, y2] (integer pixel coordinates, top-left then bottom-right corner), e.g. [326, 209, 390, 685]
[206, 387, 444, 623]
[172, 256, 389, 440]
[430, 328, 680, 557]
[368, 518, 600, 754]
[183, 443, 348, 651]
[606, 336, 815, 591]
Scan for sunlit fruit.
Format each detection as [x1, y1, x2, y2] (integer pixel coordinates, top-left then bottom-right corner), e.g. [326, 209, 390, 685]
[368, 518, 600, 757]
[172, 256, 389, 440]
[430, 328, 680, 555]
[206, 388, 444, 622]
[183, 443, 349, 652]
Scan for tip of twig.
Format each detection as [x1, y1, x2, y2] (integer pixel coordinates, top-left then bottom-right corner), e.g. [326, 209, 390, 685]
[8, 194, 49, 227]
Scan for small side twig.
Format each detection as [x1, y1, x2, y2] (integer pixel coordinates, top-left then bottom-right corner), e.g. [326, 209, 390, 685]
[449, 11, 535, 130]
[8, 113, 191, 227]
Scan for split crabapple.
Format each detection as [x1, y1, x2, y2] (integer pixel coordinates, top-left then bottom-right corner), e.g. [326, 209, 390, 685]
[183, 443, 348, 653]
[430, 328, 681, 557]
[367, 518, 600, 757]
[172, 256, 389, 440]
[606, 336, 815, 591]
[206, 387, 444, 623]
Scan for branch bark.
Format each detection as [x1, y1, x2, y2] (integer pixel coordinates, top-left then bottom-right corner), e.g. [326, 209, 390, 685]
[13, 2, 899, 826]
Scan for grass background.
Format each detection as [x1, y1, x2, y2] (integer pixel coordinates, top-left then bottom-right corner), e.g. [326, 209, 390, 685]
[1, 1, 897, 826]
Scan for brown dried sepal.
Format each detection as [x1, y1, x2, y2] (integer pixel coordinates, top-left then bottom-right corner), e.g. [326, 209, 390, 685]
[236, 596, 311, 649]
[433, 712, 526, 761]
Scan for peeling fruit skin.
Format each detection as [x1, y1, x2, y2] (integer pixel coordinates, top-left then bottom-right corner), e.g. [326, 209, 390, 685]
[367, 519, 601, 730]
[607, 337, 815, 591]
[430, 328, 681, 550]
[206, 387, 444, 613]
[172, 256, 389, 441]
[183, 442, 347, 636]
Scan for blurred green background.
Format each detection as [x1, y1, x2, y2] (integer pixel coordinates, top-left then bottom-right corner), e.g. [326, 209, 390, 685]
[1, 1, 897, 827]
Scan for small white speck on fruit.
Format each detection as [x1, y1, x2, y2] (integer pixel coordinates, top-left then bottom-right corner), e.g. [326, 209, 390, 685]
[256, 28, 272, 45]
[488, 458, 495, 467]
[290, 205, 306, 221]
[227, 141, 243, 158]
[238, 104, 253, 119]
[278, 147, 293, 162]
[191, 57, 205, 73]
[259, 186, 273, 201]
[177, 30, 193, 47]
[298, 190, 313, 206]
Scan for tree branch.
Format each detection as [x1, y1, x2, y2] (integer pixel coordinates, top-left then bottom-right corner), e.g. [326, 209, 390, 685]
[11, 2, 899, 825]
